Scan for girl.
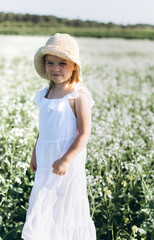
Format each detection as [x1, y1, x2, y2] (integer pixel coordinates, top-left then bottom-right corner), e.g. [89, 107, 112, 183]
[21, 33, 96, 240]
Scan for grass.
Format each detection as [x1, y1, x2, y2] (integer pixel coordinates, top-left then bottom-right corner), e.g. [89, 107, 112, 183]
[0, 25, 154, 39]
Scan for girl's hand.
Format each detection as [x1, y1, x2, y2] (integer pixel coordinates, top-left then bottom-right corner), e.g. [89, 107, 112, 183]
[30, 148, 37, 172]
[52, 158, 69, 176]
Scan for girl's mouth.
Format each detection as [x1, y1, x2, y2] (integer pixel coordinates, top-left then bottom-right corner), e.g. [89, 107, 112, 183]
[52, 74, 61, 76]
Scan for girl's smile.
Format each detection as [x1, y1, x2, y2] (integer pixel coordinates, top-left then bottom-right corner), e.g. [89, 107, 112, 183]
[45, 55, 75, 85]
[52, 74, 61, 76]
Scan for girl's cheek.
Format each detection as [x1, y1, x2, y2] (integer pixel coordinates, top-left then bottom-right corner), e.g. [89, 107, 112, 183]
[46, 65, 51, 73]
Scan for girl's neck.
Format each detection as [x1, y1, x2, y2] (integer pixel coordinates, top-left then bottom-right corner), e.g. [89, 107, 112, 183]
[49, 82, 74, 99]
[54, 82, 68, 89]
[53, 81, 75, 90]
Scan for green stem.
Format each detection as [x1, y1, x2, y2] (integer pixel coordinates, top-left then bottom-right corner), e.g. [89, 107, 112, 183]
[112, 222, 115, 240]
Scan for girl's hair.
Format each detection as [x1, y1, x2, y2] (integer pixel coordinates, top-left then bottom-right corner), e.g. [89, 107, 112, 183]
[44, 57, 81, 97]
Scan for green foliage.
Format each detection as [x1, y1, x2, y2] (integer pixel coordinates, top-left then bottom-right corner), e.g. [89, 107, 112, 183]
[0, 95, 37, 240]
[0, 36, 154, 240]
[0, 12, 154, 39]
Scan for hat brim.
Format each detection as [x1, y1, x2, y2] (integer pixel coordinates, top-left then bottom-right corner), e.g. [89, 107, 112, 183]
[34, 45, 81, 80]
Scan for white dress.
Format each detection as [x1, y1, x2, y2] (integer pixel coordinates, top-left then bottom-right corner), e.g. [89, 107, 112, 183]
[21, 84, 96, 240]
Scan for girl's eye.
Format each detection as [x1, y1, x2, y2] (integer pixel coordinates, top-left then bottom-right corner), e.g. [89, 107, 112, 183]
[47, 62, 53, 65]
[60, 62, 67, 66]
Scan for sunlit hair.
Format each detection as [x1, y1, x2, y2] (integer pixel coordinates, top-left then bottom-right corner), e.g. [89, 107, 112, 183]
[44, 55, 81, 97]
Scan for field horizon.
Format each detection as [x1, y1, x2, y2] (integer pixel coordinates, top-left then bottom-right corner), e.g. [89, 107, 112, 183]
[0, 12, 154, 39]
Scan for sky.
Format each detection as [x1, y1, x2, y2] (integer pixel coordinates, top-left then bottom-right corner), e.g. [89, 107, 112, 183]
[1, 0, 154, 25]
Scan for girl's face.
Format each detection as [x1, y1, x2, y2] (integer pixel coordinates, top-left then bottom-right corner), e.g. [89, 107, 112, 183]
[45, 55, 75, 85]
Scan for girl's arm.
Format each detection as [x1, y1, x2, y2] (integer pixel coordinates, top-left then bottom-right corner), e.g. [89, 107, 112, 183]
[32, 132, 39, 153]
[62, 90, 92, 163]
[52, 90, 92, 175]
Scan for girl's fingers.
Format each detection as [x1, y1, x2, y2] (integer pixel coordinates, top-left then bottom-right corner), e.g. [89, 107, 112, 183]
[60, 171, 66, 175]
[53, 169, 58, 174]
[30, 163, 36, 172]
[31, 167, 35, 172]
[53, 169, 65, 175]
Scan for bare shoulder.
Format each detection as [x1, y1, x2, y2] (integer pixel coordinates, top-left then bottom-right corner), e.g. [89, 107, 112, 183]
[74, 88, 91, 113]
[75, 86, 91, 104]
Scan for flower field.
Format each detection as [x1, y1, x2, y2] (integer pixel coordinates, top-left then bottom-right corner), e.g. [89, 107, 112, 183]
[0, 36, 153, 240]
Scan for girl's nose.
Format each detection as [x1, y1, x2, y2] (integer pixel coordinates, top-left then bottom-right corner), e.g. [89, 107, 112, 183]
[53, 64, 60, 71]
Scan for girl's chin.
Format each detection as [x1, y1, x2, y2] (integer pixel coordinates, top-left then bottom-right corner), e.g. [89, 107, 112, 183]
[50, 79, 69, 85]
[51, 76, 65, 81]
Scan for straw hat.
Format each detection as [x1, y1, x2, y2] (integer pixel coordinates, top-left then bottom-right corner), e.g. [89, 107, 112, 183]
[34, 33, 81, 80]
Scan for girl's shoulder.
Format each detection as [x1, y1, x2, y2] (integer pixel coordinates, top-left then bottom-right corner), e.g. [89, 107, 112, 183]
[74, 83, 95, 107]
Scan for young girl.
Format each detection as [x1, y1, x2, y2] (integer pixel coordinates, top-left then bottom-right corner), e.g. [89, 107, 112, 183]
[21, 33, 96, 240]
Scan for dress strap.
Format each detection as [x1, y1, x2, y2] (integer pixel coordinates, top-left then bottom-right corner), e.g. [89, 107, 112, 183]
[68, 84, 95, 107]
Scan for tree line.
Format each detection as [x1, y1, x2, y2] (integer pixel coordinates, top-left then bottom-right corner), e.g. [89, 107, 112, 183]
[0, 12, 153, 28]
